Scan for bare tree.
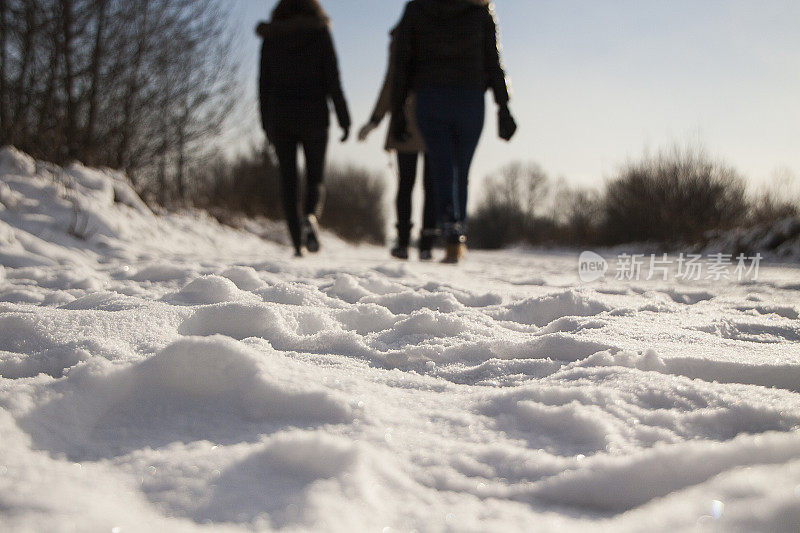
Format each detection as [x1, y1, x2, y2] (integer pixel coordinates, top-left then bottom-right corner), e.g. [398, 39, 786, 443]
[0, 0, 8, 142]
[0, 0, 240, 204]
[484, 162, 549, 218]
[82, 0, 108, 164]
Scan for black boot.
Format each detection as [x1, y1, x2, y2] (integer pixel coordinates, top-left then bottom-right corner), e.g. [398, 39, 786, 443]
[391, 223, 412, 260]
[303, 215, 321, 253]
[419, 228, 437, 261]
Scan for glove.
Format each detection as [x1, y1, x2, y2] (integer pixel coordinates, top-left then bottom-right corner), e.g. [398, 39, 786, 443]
[340, 126, 350, 143]
[498, 105, 517, 141]
[392, 113, 410, 143]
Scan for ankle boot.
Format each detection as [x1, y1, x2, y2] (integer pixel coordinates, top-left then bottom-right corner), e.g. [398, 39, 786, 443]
[442, 244, 465, 264]
[303, 215, 320, 253]
[441, 234, 466, 264]
[391, 246, 409, 260]
[419, 228, 437, 261]
[392, 223, 412, 260]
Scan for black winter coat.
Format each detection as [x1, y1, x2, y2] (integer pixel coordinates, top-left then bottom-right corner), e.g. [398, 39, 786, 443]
[257, 17, 351, 139]
[392, 0, 510, 122]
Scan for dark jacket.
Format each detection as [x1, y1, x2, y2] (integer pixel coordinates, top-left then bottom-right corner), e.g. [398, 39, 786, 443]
[257, 17, 351, 138]
[392, 0, 510, 123]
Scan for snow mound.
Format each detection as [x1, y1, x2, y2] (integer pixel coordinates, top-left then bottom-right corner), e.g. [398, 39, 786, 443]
[191, 431, 363, 526]
[493, 290, 612, 326]
[221, 266, 266, 291]
[361, 289, 463, 314]
[127, 336, 352, 423]
[179, 303, 287, 340]
[167, 275, 259, 305]
[20, 336, 352, 460]
[525, 431, 800, 513]
[0, 344, 92, 379]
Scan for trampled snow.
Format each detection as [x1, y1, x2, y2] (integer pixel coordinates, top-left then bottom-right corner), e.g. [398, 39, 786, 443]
[1, 146, 799, 532]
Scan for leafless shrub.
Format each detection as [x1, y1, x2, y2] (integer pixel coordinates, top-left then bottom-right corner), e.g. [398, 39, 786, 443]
[468, 162, 549, 249]
[320, 165, 386, 244]
[470, 147, 768, 249]
[749, 169, 800, 225]
[602, 146, 748, 245]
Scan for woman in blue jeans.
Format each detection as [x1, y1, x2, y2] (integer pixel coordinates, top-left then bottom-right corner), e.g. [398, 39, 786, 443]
[392, 0, 516, 263]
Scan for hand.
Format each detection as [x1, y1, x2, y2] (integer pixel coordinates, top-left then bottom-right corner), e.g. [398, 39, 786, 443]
[358, 122, 377, 142]
[340, 126, 350, 143]
[498, 105, 517, 141]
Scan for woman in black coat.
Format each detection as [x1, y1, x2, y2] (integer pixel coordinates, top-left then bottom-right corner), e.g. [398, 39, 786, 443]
[257, 0, 351, 256]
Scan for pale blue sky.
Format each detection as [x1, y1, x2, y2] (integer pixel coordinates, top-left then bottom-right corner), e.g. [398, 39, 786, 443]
[228, 1, 800, 192]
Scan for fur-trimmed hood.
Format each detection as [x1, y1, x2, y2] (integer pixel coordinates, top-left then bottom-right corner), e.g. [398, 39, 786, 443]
[255, 17, 329, 40]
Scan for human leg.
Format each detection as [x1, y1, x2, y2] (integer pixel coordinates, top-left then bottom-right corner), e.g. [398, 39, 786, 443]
[272, 135, 303, 254]
[415, 88, 458, 241]
[452, 88, 486, 238]
[301, 133, 329, 219]
[395, 151, 418, 252]
[419, 155, 437, 259]
[299, 133, 328, 253]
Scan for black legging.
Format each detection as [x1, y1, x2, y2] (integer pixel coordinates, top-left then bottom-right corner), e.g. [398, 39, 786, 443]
[272, 133, 328, 252]
[396, 152, 435, 246]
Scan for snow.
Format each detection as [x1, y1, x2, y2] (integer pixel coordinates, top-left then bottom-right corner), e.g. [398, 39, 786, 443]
[704, 216, 800, 261]
[1, 146, 800, 532]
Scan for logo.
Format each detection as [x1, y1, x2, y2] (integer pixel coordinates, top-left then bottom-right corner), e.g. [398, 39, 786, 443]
[578, 251, 608, 283]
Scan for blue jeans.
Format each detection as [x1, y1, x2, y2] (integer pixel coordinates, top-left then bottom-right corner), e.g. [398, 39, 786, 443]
[415, 86, 485, 242]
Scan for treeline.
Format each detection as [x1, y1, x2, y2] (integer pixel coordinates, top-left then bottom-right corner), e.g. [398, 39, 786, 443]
[0, 0, 236, 200]
[470, 147, 799, 249]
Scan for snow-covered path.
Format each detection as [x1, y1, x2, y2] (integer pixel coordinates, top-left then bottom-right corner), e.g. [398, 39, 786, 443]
[2, 148, 800, 532]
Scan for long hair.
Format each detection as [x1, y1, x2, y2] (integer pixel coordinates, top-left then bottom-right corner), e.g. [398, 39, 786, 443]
[271, 0, 330, 22]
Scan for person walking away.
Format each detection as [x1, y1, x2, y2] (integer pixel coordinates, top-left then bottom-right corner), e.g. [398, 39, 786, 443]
[257, 0, 351, 257]
[358, 26, 436, 261]
[392, 0, 517, 263]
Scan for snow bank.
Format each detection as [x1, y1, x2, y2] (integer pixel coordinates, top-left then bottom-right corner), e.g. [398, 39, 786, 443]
[0, 146, 36, 177]
[703, 216, 800, 260]
[2, 150, 800, 532]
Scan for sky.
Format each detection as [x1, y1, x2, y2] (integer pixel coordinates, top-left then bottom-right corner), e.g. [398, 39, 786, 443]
[227, 0, 800, 194]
